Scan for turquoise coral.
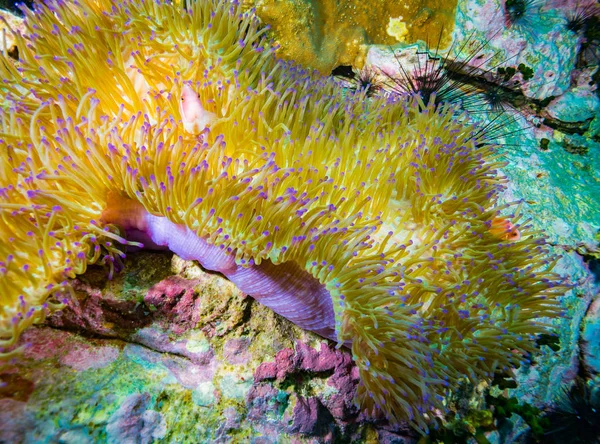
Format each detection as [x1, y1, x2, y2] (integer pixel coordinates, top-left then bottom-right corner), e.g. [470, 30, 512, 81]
[0, 0, 564, 431]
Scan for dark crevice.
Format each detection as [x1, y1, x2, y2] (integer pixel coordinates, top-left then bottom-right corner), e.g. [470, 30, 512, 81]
[331, 65, 354, 78]
[40, 322, 199, 365]
[581, 255, 600, 283]
[0, 0, 34, 15]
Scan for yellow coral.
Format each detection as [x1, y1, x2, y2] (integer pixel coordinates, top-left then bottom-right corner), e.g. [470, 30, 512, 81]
[0, 0, 563, 431]
[387, 16, 410, 42]
[250, 0, 458, 73]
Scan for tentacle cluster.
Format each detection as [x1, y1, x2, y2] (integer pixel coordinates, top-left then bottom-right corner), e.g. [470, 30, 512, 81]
[0, 0, 564, 431]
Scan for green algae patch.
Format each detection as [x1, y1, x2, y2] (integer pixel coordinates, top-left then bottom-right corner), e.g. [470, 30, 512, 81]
[219, 374, 253, 401]
[20, 340, 163, 442]
[192, 381, 216, 407]
[185, 331, 211, 354]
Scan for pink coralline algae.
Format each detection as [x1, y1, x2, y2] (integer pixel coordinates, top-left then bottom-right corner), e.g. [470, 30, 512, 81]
[145, 276, 203, 335]
[223, 338, 252, 365]
[60, 343, 120, 372]
[47, 280, 151, 336]
[252, 342, 361, 429]
[255, 341, 356, 382]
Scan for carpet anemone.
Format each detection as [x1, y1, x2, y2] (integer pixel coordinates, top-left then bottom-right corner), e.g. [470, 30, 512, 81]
[0, 0, 565, 432]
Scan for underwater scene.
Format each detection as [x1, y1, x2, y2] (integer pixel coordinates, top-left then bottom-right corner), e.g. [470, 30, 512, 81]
[0, 0, 599, 442]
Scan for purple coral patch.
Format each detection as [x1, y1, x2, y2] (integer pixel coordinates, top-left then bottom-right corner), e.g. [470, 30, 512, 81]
[288, 396, 333, 435]
[46, 280, 151, 336]
[295, 341, 350, 373]
[106, 393, 166, 443]
[251, 341, 360, 429]
[223, 338, 251, 365]
[0, 399, 33, 443]
[60, 343, 120, 371]
[254, 348, 296, 381]
[144, 276, 202, 334]
[255, 342, 355, 386]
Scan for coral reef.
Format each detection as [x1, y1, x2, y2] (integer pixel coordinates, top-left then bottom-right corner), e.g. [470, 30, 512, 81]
[0, 0, 566, 432]
[0, 253, 418, 442]
[452, 0, 581, 100]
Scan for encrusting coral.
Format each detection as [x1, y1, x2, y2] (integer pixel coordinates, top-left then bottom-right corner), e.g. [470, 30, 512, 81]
[249, 0, 458, 73]
[0, 0, 564, 432]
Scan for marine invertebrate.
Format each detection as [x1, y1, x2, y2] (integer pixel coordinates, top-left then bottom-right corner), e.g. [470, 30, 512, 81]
[380, 38, 530, 152]
[381, 41, 473, 110]
[0, 0, 564, 432]
[503, 0, 544, 36]
[380, 34, 512, 114]
[564, 2, 600, 67]
[543, 378, 600, 443]
[335, 65, 383, 98]
[564, 2, 599, 35]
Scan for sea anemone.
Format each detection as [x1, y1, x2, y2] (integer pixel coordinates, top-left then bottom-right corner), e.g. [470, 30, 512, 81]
[0, 0, 565, 432]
